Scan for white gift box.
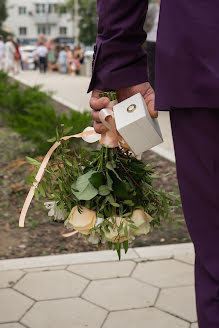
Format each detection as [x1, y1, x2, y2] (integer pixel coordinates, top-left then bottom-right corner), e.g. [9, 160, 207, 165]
[113, 93, 163, 155]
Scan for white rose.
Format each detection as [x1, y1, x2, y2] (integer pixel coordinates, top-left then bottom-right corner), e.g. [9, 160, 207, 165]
[130, 210, 153, 236]
[67, 206, 96, 235]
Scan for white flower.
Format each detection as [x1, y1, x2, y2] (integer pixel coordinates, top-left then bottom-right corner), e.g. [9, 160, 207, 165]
[95, 217, 104, 226]
[88, 231, 100, 245]
[44, 201, 65, 221]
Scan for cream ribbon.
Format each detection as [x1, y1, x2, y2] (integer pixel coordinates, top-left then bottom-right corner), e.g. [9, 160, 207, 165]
[19, 108, 120, 228]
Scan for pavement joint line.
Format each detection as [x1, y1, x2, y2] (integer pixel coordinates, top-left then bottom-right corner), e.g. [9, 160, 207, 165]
[128, 261, 137, 277]
[12, 285, 37, 303]
[0, 243, 194, 271]
[173, 258, 195, 266]
[18, 299, 36, 324]
[100, 311, 110, 328]
[153, 287, 161, 307]
[80, 294, 110, 312]
[131, 275, 161, 290]
[155, 306, 194, 324]
[65, 267, 92, 281]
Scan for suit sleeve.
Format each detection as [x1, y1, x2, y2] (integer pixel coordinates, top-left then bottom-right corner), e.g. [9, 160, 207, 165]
[88, 0, 149, 92]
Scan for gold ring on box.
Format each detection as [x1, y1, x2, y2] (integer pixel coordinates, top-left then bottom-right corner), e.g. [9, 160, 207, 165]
[127, 104, 137, 113]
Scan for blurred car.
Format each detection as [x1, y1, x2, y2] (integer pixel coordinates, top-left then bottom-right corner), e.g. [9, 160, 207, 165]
[19, 45, 37, 70]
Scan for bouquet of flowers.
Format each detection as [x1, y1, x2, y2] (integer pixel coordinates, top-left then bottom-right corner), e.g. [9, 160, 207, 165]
[20, 92, 180, 259]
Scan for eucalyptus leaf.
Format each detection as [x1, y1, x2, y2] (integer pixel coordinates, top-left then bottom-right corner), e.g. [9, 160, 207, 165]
[99, 185, 110, 196]
[106, 162, 122, 181]
[72, 170, 98, 200]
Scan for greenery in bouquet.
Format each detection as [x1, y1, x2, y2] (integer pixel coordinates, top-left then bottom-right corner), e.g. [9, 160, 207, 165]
[27, 120, 180, 259]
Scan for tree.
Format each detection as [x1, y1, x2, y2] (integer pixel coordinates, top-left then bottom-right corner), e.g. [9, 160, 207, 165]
[0, 0, 8, 28]
[78, 0, 97, 46]
[58, 0, 98, 46]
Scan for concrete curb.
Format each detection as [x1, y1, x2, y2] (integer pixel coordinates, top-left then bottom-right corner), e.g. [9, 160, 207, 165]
[0, 243, 194, 272]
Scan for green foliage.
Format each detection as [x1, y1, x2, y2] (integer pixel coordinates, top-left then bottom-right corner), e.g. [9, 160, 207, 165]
[78, 0, 98, 46]
[29, 137, 180, 258]
[0, 72, 91, 154]
[58, 0, 97, 45]
[0, 0, 7, 28]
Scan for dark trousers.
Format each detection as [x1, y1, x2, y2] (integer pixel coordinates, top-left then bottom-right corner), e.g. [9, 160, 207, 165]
[39, 56, 47, 73]
[146, 41, 156, 90]
[170, 109, 219, 328]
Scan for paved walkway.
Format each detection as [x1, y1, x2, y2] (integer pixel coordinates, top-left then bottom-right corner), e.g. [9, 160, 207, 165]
[0, 243, 197, 327]
[12, 71, 175, 162]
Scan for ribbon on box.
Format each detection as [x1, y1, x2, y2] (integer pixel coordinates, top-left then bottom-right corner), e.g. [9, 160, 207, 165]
[19, 107, 125, 228]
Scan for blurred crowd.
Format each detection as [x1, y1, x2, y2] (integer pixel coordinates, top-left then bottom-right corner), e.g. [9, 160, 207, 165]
[0, 34, 85, 75]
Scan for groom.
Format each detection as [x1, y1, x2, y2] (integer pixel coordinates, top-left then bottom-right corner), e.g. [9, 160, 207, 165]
[88, 1, 219, 327]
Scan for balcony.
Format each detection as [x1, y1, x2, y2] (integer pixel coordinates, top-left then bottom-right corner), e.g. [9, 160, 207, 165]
[33, 14, 58, 24]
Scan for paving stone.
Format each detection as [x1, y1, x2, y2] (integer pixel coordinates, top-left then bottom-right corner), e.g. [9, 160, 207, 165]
[21, 298, 107, 328]
[24, 265, 66, 272]
[68, 261, 135, 280]
[191, 323, 198, 328]
[103, 308, 189, 328]
[175, 253, 195, 265]
[134, 243, 193, 260]
[0, 270, 24, 288]
[82, 277, 158, 311]
[0, 324, 25, 328]
[14, 270, 88, 300]
[132, 259, 194, 288]
[156, 286, 197, 322]
[0, 288, 33, 323]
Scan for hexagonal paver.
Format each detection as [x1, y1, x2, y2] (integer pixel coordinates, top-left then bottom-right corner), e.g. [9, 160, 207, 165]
[0, 288, 33, 323]
[0, 270, 24, 288]
[21, 298, 107, 328]
[103, 308, 189, 328]
[82, 277, 158, 311]
[68, 261, 135, 280]
[156, 286, 197, 322]
[175, 253, 195, 265]
[14, 270, 88, 300]
[132, 259, 194, 288]
[0, 324, 25, 328]
[191, 323, 198, 328]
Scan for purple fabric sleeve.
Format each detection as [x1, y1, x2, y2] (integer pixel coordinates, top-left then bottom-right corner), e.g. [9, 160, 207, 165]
[88, 0, 149, 93]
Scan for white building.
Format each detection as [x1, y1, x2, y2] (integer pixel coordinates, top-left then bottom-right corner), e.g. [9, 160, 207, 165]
[4, 0, 75, 44]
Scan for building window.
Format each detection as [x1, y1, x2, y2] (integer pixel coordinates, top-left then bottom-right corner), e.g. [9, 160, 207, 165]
[59, 27, 67, 35]
[19, 7, 26, 15]
[19, 27, 27, 35]
[37, 25, 51, 35]
[36, 4, 54, 14]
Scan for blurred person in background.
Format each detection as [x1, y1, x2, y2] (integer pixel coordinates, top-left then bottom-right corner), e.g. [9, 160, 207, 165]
[12, 39, 21, 74]
[37, 41, 48, 73]
[20, 49, 29, 70]
[38, 34, 46, 45]
[0, 35, 5, 70]
[47, 39, 57, 72]
[66, 46, 74, 74]
[5, 36, 15, 73]
[58, 45, 67, 74]
[144, 0, 160, 89]
[73, 44, 84, 64]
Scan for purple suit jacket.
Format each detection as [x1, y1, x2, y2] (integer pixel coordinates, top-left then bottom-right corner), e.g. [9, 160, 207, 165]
[88, 0, 219, 110]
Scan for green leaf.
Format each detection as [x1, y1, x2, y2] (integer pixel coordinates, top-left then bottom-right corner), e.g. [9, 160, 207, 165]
[26, 157, 41, 167]
[38, 183, 46, 197]
[106, 172, 113, 191]
[123, 200, 134, 206]
[129, 224, 138, 230]
[65, 159, 73, 167]
[123, 240, 129, 253]
[98, 185, 110, 196]
[47, 137, 56, 143]
[118, 222, 124, 233]
[124, 225, 129, 238]
[89, 172, 105, 189]
[72, 170, 98, 200]
[34, 188, 39, 200]
[106, 162, 121, 181]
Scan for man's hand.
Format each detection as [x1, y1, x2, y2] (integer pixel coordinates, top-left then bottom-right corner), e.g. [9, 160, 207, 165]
[90, 82, 157, 134]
